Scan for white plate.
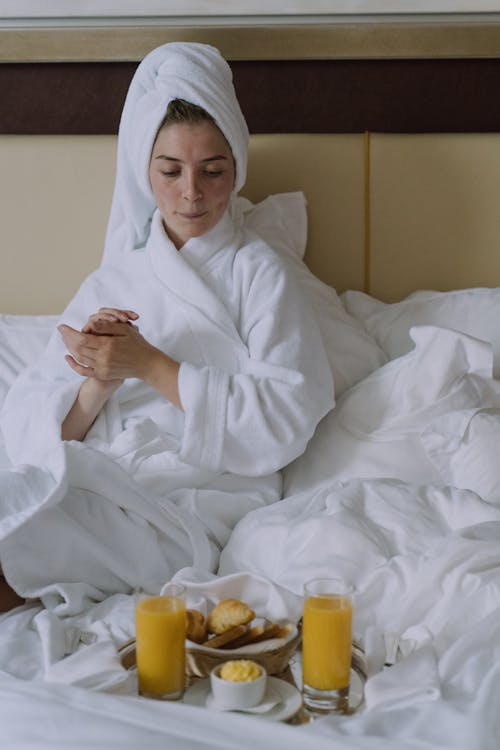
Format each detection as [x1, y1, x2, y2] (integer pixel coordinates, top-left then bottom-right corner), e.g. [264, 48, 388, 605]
[182, 676, 302, 722]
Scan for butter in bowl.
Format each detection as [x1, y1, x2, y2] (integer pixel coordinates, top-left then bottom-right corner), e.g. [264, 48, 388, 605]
[210, 659, 267, 710]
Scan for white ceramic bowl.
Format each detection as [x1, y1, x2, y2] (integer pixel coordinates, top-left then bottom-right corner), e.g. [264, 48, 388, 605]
[210, 662, 267, 709]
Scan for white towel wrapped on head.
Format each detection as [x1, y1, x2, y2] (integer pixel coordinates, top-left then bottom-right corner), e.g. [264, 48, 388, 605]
[103, 41, 250, 263]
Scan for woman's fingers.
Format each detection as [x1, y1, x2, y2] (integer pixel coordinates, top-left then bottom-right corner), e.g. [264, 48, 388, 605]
[59, 320, 150, 381]
[83, 310, 140, 334]
[97, 307, 138, 320]
[58, 324, 97, 346]
[88, 308, 139, 324]
[89, 319, 127, 335]
[64, 354, 94, 375]
[58, 325, 99, 365]
[59, 322, 125, 379]
[64, 354, 123, 385]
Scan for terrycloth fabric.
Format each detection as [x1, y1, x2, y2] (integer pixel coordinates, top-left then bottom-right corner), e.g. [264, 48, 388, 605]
[0, 208, 333, 606]
[103, 41, 249, 264]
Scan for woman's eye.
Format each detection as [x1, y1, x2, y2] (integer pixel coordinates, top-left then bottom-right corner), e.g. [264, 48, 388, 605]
[159, 168, 224, 178]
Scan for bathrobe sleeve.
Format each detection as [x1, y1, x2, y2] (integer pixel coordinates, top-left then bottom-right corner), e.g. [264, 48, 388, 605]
[177, 242, 335, 476]
[0, 274, 117, 466]
[2, 239, 334, 477]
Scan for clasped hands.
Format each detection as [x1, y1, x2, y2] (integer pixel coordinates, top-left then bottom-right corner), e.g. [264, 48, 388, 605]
[58, 307, 153, 385]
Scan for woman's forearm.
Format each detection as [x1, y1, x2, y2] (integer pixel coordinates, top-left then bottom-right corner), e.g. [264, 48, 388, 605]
[61, 378, 119, 442]
[139, 347, 182, 410]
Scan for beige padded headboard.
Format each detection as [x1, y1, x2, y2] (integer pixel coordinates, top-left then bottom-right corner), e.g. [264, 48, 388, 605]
[3, 23, 500, 314]
[1, 133, 365, 314]
[2, 131, 500, 314]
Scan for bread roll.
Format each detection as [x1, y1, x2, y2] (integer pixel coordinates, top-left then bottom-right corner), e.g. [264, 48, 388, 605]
[186, 609, 207, 644]
[207, 598, 255, 635]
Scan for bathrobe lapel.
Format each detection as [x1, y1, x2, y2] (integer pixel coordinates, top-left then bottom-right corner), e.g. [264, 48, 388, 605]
[147, 210, 247, 368]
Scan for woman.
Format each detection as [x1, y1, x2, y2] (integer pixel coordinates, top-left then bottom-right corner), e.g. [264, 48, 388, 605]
[0, 43, 334, 611]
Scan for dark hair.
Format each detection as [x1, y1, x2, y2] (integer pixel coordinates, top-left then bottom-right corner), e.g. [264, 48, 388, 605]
[157, 98, 216, 131]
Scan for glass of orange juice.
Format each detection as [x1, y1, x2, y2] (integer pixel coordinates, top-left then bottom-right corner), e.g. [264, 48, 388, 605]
[302, 577, 353, 714]
[135, 583, 186, 700]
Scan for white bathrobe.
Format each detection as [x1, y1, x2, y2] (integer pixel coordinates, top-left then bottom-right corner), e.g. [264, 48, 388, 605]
[0, 209, 333, 610]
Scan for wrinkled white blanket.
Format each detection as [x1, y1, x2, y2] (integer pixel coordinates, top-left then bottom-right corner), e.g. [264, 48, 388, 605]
[2, 325, 500, 748]
[216, 326, 500, 747]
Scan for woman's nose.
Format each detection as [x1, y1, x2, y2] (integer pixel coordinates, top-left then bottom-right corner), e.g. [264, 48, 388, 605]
[182, 172, 202, 201]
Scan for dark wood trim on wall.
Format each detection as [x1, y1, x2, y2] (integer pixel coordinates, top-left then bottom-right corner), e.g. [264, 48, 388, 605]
[2, 58, 500, 135]
[1, 62, 137, 135]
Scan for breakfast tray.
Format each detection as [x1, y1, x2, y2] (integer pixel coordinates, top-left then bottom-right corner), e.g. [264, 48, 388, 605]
[117, 632, 367, 720]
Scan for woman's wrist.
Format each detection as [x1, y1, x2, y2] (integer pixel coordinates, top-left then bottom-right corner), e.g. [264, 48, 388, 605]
[140, 346, 182, 410]
[61, 376, 120, 442]
[83, 376, 122, 398]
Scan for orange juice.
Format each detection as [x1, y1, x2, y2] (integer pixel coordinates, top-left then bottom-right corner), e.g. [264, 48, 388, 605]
[135, 595, 186, 699]
[302, 594, 352, 690]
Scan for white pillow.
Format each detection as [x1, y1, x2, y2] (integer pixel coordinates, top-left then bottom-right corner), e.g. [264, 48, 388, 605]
[235, 193, 387, 396]
[283, 326, 498, 496]
[0, 314, 57, 405]
[233, 192, 307, 261]
[422, 408, 500, 505]
[342, 288, 500, 378]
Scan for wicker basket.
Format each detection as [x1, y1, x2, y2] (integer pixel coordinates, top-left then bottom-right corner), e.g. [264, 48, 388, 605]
[185, 625, 301, 679]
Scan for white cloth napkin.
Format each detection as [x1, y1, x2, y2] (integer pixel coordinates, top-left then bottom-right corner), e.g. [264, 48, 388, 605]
[33, 603, 135, 694]
[44, 639, 135, 694]
[167, 568, 303, 623]
[364, 643, 441, 710]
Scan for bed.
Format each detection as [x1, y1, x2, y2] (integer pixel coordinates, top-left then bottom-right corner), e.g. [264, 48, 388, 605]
[2, 20, 500, 749]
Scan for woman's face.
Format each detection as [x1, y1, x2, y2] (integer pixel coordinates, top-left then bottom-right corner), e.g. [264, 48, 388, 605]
[149, 120, 235, 250]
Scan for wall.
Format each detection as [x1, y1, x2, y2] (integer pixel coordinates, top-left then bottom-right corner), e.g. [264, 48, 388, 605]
[1, 0, 499, 27]
[3, 133, 500, 313]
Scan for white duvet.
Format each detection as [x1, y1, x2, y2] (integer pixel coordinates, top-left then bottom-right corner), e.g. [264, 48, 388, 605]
[3, 290, 500, 749]
[218, 323, 500, 747]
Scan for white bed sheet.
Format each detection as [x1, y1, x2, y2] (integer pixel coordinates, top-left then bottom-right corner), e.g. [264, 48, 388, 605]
[0, 436, 10, 470]
[2, 291, 500, 749]
[0, 315, 57, 470]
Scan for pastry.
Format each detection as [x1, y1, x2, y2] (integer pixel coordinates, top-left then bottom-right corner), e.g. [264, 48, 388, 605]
[186, 609, 207, 644]
[220, 624, 265, 649]
[202, 624, 248, 648]
[206, 598, 255, 635]
[245, 622, 288, 643]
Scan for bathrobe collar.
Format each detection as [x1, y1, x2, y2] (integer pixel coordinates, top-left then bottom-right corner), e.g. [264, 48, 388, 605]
[178, 209, 236, 271]
[147, 209, 245, 350]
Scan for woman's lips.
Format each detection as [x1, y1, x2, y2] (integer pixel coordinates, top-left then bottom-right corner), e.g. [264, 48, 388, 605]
[178, 211, 207, 220]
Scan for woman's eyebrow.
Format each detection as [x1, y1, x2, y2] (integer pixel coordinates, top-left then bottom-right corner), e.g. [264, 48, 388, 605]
[201, 155, 228, 163]
[154, 155, 228, 162]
